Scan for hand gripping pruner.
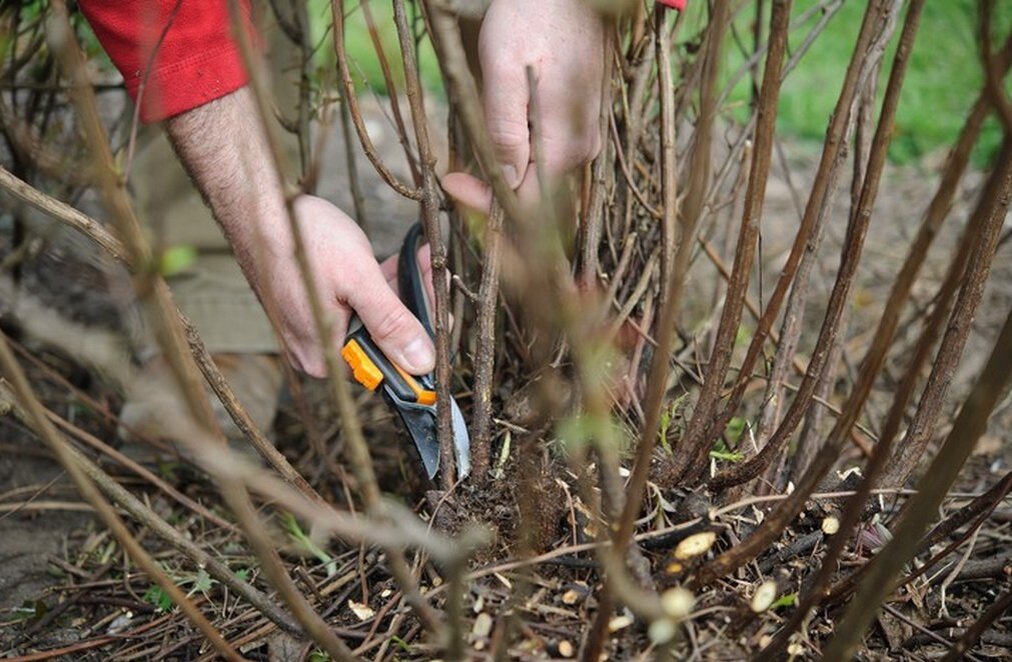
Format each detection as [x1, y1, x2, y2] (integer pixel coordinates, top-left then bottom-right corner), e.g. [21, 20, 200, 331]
[341, 223, 470, 481]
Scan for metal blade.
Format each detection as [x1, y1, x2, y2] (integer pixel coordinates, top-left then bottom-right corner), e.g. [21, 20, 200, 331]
[383, 386, 440, 479]
[450, 397, 471, 479]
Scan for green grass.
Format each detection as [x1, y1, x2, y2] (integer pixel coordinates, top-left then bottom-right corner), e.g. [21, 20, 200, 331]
[718, 0, 1012, 165]
[307, 0, 443, 97]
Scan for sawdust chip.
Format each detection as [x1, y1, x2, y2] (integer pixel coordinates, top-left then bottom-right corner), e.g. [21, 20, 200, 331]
[750, 580, 778, 613]
[674, 531, 717, 560]
[608, 614, 634, 633]
[558, 640, 575, 657]
[822, 516, 840, 535]
[347, 600, 375, 621]
[648, 618, 676, 644]
[660, 587, 695, 618]
[561, 589, 580, 605]
[472, 612, 493, 639]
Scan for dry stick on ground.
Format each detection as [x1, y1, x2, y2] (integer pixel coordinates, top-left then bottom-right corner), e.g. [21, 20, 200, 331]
[941, 587, 1012, 662]
[0, 381, 303, 637]
[0, 366, 242, 661]
[707, 0, 913, 491]
[822, 301, 1012, 661]
[665, 0, 886, 487]
[697, 0, 927, 589]
[469, 200, 505, 480]
[391, 0, 457, 487]
[331, 0, 421, 202]
[891, 472, 1012, 593]
[232, 2, 443, 641]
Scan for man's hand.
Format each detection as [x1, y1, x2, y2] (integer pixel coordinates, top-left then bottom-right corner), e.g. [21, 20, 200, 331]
[441, 0, 605, 210]
[165, 88, 434, 378]
[257, 196, 434, 378]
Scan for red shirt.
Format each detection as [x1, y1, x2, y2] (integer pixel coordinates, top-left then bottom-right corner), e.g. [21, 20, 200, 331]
[79, 0, 254, 123]
[82, 0, 687, 124]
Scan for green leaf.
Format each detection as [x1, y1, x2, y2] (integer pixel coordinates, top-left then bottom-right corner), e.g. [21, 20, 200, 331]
[555, 413, 623, 453]
[143, 585, 173, 613]
[725, 417, 747, 446]
[770, 593, 798, 610]
[191, 568, 214, 595]
[281, 513, 337, 576]
[159, 245, 197, 276]
[658, 409, 672, 453]
[709, 449, 745, 462]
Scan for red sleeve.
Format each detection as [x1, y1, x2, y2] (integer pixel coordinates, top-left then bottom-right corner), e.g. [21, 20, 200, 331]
[659, 0, 687, 9]
[78, 0, 255, 123]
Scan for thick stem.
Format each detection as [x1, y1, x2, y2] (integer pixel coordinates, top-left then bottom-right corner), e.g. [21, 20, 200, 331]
[469, 200, 505, 480]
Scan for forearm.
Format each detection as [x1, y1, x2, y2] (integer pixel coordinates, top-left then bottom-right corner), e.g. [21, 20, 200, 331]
[164, 87, 292, 282]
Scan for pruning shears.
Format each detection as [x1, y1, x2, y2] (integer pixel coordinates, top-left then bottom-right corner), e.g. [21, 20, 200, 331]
[341, 223, 470, 481]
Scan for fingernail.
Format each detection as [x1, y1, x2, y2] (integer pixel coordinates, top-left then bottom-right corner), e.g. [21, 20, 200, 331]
[402, 335, 435, 374]
[502, 164, 519, 187]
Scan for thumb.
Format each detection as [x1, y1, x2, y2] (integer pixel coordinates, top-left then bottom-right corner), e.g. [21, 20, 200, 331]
[483, 63, 530, 189]
[347, 270, 435, 375]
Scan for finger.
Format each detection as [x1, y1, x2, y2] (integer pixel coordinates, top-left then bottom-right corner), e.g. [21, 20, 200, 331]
[481, 53, 531, 188]
[379, 244, 432, 292]
[379, 252, 398, 284]
[346, 265, 435, 375]
[442, 172, 492, 213]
